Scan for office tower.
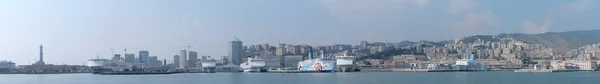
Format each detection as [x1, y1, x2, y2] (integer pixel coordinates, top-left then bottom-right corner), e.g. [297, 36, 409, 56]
[148, 56, 160, 68]
[188, 51, 198, 63]
[179, 50, 187, 69]
[124, 54, 135, 63]
[173, 55, 180, 67]
[34, 45, 45, 65]
[139, 50, 149, 64]
[112, 54, 122, 61]
[163, 59, 167, 66]
[229, 38, 243, 65]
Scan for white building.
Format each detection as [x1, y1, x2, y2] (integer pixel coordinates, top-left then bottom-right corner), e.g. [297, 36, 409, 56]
[179, 50, 188, 69]
[551, 60, 596, 70]
[572, 60, 597, 71]
[0, 60, 15, 69]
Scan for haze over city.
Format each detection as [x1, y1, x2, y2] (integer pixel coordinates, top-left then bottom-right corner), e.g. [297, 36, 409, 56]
[1, 0, 599, 65]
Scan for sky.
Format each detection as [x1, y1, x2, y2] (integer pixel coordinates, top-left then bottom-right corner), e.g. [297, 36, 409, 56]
[0, 0, 599, 65]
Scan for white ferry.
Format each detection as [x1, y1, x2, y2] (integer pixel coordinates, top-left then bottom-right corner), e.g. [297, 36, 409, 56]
[87, 59, 133, 74]
[335, 52, 356, 72]
[297, 48, 336, 72]
[240, 56, 266, 72]
[453, 53, 485, 71]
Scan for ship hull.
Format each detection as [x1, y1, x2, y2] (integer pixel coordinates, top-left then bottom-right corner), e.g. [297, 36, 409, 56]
[298, 59, 336, 72]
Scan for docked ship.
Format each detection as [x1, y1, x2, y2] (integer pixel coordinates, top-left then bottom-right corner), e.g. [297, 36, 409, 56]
[453, 53, 485, 71]
[297, 48, 336, 72]
[201, 59, 217, 73]
[240, 56, 266, 72]
[335, 51, 356, 72]
[87, 59, 132, 74]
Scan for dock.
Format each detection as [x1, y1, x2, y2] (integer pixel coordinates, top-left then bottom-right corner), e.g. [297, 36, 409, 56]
[513, 69, 588, 73]
[267, 70, 333, 73]
[98, 71, 181, 75]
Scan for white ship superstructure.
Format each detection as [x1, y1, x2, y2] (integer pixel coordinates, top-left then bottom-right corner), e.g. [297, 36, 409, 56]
[240, 57, 266, 72]
[335, 52, 356, 72]
[87, 59, 133, 73]
[201, 60, 217, 68]
[453, 53, 485, 71]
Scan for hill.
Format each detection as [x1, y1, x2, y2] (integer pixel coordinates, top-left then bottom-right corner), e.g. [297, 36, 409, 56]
[498, 30, 600, 54]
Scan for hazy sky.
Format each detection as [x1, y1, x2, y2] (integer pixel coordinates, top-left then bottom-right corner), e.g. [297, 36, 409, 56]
[1, 0, 598, 65]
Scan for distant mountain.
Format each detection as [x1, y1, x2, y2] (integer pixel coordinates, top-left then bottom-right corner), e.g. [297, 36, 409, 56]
[498, 30, 600, 54]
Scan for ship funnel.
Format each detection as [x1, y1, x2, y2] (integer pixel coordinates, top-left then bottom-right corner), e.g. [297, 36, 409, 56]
[470, 52, 475, 61]
[320, 50, 324, 59]
[308, 47, 314, 59]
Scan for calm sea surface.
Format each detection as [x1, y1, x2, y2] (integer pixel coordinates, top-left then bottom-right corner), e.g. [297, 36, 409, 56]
[1, 72, 600, 84]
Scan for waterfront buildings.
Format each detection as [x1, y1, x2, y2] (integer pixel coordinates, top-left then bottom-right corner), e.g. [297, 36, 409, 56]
[147, 56, 163, 68]
[276, 47, 286, 56]
[139, 50, 149, 64]
[179, 50, 187, 69]
[283, 55, 303, 67]
[0, 60, 16, 72]
[189, 51, 198, 64]
[124, 54, 135, 63]
[112, 54, 122, 61]
[229, 38, 243, 65]
[173, 55, 180, 67]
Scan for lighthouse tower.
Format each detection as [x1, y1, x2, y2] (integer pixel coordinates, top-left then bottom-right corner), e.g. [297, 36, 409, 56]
[34, 45, 45, 65]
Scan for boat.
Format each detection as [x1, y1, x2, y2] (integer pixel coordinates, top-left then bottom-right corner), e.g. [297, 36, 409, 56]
[452, 53, 485, 71]
[98, 71, 180, 75]
[87, 59, 133, 74]
[335, 51, 356, 72]
[297, 48, 336, 72]
[201, 59, 217, 73]
[240, 56, 266, 72]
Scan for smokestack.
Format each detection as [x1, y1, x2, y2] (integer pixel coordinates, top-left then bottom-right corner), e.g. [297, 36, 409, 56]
[470, 52, 475, 61]
[320, 50, 324, 59]
[308, 47, 313, 59]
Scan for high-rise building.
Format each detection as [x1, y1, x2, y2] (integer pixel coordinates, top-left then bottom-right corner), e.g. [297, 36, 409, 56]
[276, 47, 286, 56]
[262, 43, 270, 50]
[361, 41, 369, 49]
[163, 59, 167, 66]
[34, 45, 45, 65]
[179, 50, 187, 69]
[188, 51, 198, 63]
[124, 54, 136, 63]
[173, 55, 180, 67]
[229, 38, 243, 65]
[148, 56, 161, 68]
[112, 54, 122, 61]
[139, 50, 149, 64]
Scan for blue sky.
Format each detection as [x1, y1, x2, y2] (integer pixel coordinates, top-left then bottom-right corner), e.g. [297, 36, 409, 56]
[0, 0, 598, 65]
